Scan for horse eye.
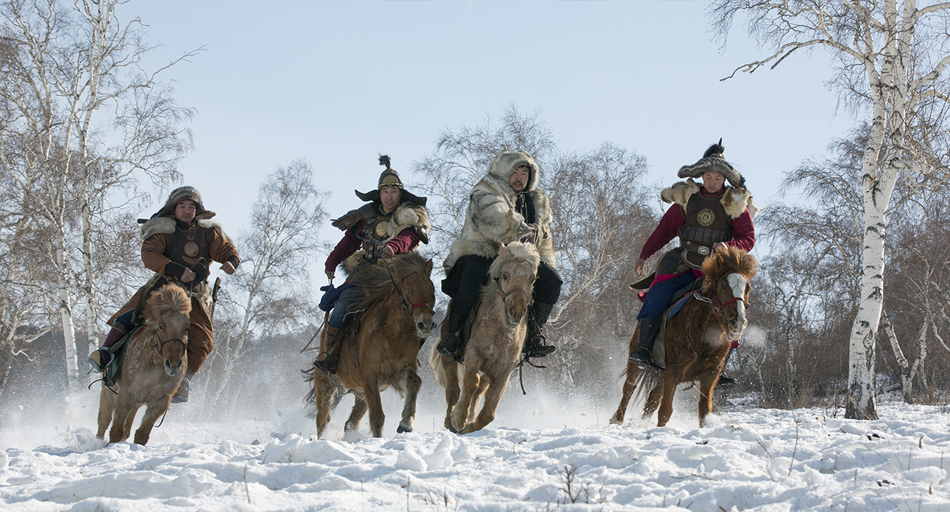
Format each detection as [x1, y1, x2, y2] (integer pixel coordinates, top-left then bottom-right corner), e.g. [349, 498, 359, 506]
[503, 273, 509, 281]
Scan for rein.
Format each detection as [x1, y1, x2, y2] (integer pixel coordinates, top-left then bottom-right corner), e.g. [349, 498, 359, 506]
[360, 234, 433, 321]
[692, 271, 751, 317]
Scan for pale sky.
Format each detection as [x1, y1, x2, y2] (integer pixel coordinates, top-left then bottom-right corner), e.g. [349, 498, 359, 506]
[126, 0, 855, 254]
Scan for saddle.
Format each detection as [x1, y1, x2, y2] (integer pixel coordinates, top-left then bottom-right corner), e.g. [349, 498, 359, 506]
[645, 277, 705, 369]
[102, 325, 147, 388]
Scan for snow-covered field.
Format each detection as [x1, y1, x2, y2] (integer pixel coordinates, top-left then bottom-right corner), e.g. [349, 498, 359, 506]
[1, 376, 948, 512]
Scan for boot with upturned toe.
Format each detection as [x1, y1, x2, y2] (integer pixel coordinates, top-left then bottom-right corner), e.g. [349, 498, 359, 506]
[314, 325, 342, 375]
[437, 332, 461, 359]
[88, 348, 114, 373]
[523, 302, 556, 358]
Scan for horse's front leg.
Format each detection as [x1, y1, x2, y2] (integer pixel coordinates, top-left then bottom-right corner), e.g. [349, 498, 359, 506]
[469, 374, 490, 419]
[656, 373, 678, 427]
[97, 383, 118, 439]
[441, 357, 461, 430]
[361, 376, 386, 437]
[345, 393, 367, 433]
[133, 398, 171, 445]
[697, 374, 719, 428]
[110, 395, 139, 444]
[461, 373, 508, 434]
[397, 369, 422, 434]
[451, 367, 480, 434]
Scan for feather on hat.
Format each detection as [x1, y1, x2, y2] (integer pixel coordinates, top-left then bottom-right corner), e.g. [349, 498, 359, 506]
[355, 155, 427, 206]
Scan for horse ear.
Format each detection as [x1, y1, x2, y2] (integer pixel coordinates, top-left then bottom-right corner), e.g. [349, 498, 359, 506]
[424, 258, 433, 275]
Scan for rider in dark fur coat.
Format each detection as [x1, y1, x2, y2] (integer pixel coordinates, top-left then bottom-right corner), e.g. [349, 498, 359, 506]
[313, 155, 430, 375]
[628, 141, 756, 374]
[437, 149, 562, 361]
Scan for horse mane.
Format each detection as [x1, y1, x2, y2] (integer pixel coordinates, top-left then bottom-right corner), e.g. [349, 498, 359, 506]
[479, 242, 541, 304]
[144, 285, 192, 324]
[701, 246, 757, 283]
[350, 252, 430, 312]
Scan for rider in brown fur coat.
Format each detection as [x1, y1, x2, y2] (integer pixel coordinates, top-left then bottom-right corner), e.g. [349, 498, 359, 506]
[89, 186, 240, 403]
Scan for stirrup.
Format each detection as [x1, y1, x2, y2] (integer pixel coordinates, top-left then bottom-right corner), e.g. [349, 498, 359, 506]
[87, 349, 113, 373]
[437, 333, 460, 358]
[628, 348, 662, 370]
[314, 353, 339, 375]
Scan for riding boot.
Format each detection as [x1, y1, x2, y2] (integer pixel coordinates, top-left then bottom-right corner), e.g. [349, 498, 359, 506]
[313, 325, 342, 375]
[628, 317, 662, 368]
[524, 302, 556, 358]
[437, 312, 466, 360]
[171, 371, 194, 403]
[88, 323, 129, 373]
[718, 347, 737, 389]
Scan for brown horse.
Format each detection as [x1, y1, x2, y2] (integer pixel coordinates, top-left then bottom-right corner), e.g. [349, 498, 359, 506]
[610, 246, 756, 428]
[308, 252, 436, 438]
[97, 284, 191, 445]
[431, 242, 540, 434]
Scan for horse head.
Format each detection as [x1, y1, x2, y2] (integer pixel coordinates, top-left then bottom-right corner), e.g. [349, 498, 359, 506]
[492, 242, 541, 327]
[400, 257, 436, 338]
[702, 246, 757, 342]
[143, 285, 192, 377]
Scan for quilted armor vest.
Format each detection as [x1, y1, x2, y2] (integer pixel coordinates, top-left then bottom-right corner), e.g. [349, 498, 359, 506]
[677, 192, 733, 270]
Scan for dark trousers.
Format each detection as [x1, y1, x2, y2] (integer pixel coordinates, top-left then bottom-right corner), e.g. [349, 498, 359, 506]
[637, 272, 696, 320]
[443, 254, 562, 330]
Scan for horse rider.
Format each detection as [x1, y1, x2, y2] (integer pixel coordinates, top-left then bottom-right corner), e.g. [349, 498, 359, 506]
[89, 186, 240, 403]
[314, 155, 430, 375]
[437, 149, 562, 361]
[627, 140, 756, 378]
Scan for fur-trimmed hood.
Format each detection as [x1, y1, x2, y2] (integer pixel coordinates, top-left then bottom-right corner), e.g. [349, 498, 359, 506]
[660, 179, 758, 219]
[140, 216, 235, 246]
[443, 150, 555, 271]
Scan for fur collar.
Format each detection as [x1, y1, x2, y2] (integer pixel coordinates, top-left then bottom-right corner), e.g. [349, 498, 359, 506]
[660, 179, 757, 219]
[140, 216, 232, 244]
[387, 202, 430, 242]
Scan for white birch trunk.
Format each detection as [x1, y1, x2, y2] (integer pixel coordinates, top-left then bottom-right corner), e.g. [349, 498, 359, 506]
[55, 235, 81, 394]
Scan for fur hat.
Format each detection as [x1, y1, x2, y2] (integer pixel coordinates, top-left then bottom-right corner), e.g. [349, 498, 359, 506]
[355, 155, 427, 206]
[153, 186, 212, 219]
[677, 139, 745, 189]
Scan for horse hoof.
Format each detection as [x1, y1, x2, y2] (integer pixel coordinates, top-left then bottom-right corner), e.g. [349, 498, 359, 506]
[396, 424, 412, 434]
[608, 417, 623, 425]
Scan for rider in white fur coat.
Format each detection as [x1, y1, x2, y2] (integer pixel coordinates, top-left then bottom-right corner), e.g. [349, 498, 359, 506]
[438, 150, 562, 361]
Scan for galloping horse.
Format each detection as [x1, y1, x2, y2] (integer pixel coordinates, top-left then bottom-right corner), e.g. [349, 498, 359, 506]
[610, 246, 756, 428]
[431, 242, 540, 434]
[308, 252, 436, 438]
[97, 284, 191, 445]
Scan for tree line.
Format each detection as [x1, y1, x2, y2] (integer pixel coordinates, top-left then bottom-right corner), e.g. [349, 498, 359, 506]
[2, 0, 949, 422]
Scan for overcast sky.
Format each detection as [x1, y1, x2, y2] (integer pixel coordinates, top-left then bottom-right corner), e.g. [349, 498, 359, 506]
[125, 0, 856, 256]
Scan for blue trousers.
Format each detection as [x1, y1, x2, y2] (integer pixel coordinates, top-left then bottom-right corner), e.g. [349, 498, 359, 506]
[328, 286, 361, 328]
[637, 272, 697, 321]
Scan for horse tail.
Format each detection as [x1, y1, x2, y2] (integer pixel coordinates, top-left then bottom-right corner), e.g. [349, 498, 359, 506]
[632, 367, 662, 406]
[429, 342, 449, 388]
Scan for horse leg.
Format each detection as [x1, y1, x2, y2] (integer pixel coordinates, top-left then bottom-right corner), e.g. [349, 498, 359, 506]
[109, 395, 138, 444]
[697, 375, 718, 428]
[469, 374, 490, 420]
[396, 370, 422, 434]
[642, 378, 664, 420]
[133, 399, 169, 446]
[451, 368, 480, 434]
[656, 374, 678, 427]
[345, 393, 367, 433]
[462, 375, 509, 434]
[361, 377, 386, 438]
[442, 358, 461, 430]
[610, 363, 641, 425]
[97, 383, 117, 440]
[313, 374, 337, 439]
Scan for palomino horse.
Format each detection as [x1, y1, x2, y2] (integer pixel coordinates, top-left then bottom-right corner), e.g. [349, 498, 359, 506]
[308, 252, 436, 438]
[610, 246, 756, 428]
[431, 242, 540, 434]
[97, 284, 191, 445]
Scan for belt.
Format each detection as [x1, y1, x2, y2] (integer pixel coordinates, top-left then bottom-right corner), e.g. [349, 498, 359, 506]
[680, 242, 712, 256]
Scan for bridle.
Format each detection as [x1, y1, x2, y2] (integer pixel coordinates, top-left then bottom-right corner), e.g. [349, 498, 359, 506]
[493, 275, 531, 303]
[691, 271, 751, 317]
[155, 331, 187, 357]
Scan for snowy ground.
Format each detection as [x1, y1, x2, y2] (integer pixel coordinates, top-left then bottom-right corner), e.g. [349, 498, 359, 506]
[1, 377, 948, 512]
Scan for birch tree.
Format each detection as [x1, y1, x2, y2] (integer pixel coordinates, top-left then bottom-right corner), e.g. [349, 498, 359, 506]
[0, 0, 193, 393]
[711, 0, 950, 419]
[201, 159, 327, 417]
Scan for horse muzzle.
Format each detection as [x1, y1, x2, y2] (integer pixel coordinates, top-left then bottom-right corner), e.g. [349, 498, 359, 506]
[164, 359, 184, 377]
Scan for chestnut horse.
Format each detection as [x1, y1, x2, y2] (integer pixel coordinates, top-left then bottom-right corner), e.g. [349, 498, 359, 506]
[308, 252, 436, 438]
[97, 284, 191, 445]
[610, 246, 756, 428]
[431, 242, 540, 434]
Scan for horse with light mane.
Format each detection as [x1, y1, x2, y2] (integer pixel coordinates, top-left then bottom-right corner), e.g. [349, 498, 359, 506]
[96, 284, 191, 445]
[610, 246, 756, 428]
[307, 251, 436, 438]
[431, 242, 540, 434]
